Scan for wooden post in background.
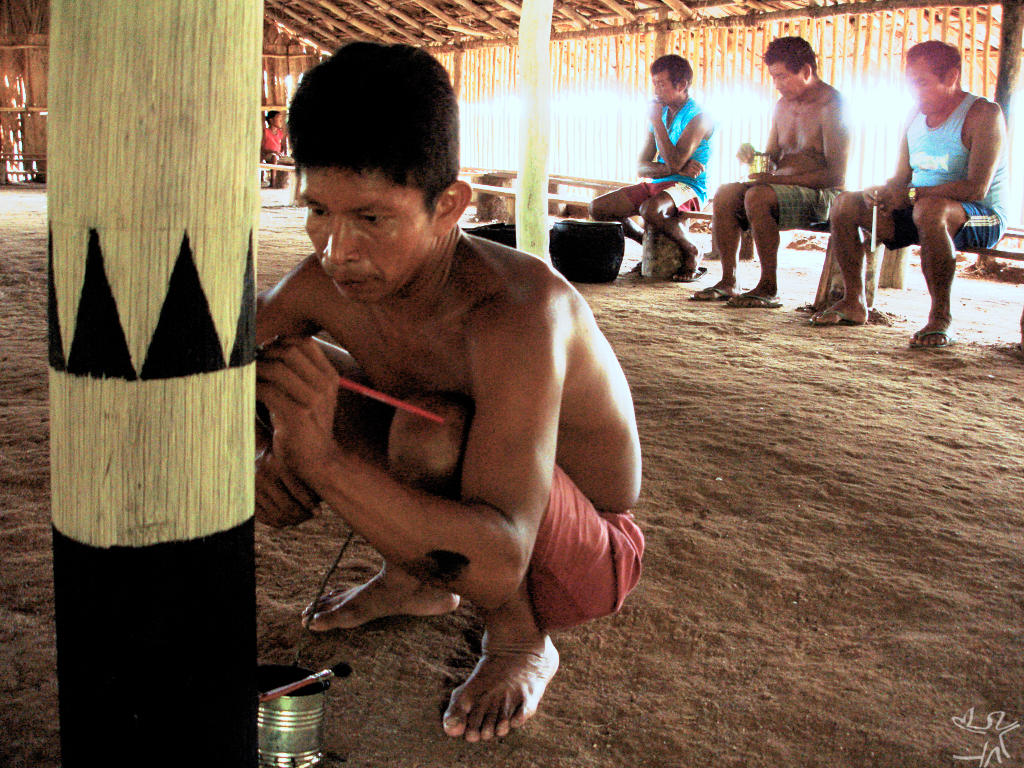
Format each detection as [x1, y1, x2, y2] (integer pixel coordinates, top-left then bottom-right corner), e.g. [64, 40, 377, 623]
[516, 0, 554, 259]
[452, 47, 465, 101]
[654, 10, 669, 59]
[995, 0, 1023, 124]
[48, 1, 261, 764]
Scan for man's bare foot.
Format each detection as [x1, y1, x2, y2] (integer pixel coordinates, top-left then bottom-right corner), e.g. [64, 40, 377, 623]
[302, 567, 459, 630]
[442, 632, 559, 742]
[726, 290, 783, 309]
[691, 281, 738, 301]
[910, 320, 955, 348]
[809, 299, 867, 326]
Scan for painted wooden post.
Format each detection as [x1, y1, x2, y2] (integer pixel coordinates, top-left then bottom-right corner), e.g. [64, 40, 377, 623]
[48, 1, 261, 764]
[516, 0, 554, 259]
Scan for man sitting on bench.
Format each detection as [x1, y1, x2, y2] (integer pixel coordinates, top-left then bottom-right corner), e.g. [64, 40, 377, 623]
[692, 36, 849, 307]
[811, 40, 1009, 348]
[590, 54, 713, 282]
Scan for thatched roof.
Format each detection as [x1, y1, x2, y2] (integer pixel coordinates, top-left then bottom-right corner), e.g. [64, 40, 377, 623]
[262, 0, 1004, 52]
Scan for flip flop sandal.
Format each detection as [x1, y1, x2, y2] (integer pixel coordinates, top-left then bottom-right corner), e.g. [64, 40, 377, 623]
[669, 266, 708, 283]
[690, 285, 733, 301]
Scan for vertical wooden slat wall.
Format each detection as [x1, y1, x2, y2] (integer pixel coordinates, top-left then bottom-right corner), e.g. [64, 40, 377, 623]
[0, 35, 48, 182]
[0, 5, 1020, 203]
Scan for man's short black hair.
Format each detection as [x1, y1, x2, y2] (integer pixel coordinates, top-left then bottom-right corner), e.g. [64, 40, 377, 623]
[650, 55, 693, 88]
[906, 40, 962, 78]
[288, 42, 459, 210]
[764, 36, 818, 76]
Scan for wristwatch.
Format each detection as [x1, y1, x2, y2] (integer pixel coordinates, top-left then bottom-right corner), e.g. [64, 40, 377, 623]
[907, 186, 917, 204]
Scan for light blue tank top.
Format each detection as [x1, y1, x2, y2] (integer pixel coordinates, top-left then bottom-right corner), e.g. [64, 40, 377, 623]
[649, 96, 713, 204]
[907, 92, 1008, 224]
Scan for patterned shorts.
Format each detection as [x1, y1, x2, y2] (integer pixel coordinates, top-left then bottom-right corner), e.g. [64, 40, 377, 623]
[768, 185, 842, 230]
[885, 202, 1006, 250]
[623, 180, 702, 212]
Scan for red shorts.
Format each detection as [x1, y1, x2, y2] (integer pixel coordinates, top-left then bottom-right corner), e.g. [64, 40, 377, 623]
[527, 466, 644, 631]
[623, 180, 702, 211]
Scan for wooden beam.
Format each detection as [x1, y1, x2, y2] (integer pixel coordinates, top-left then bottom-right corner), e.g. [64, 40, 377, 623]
[995, 0, 1024, 121]
[444, 0, 519, 37]
[288, 0, 364, 39]
[408, 0, 493, 37]
[594, 0, 637, 22]
[364, 0, 446, 42]
[657, 0, 696, 20]
[264, 5, 340, 52]
[313, 0, 422, 45]
[269, 0, 379, 44]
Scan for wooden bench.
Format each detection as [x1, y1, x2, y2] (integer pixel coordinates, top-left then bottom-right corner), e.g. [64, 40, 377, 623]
[0, 153, 46, 184]
[815, 223, 1024, 309]
[459, 168, 624, 222]
[672, 205, 1024, 308]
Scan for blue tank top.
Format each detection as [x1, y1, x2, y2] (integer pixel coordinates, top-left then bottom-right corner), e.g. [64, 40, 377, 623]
[649, 96, 713, 204]
[907, 92, 1009, 225]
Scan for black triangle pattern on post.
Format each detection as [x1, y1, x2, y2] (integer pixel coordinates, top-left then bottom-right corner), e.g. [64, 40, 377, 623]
[228, 230, 255, 368]
[66, 229, 138, 381]
[48, 226, 67, 372]
[140, 232, 227, 380]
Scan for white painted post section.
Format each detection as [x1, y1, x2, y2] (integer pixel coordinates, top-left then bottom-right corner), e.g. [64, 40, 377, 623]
[515, 0, 554, 260]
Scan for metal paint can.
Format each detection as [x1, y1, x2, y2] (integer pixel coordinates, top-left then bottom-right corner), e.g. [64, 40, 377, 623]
[257, 664, 330, 767]
[748, 152, 770, 177]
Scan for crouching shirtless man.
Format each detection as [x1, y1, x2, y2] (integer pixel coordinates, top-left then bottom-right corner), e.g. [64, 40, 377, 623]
[254, 42, 644, 743]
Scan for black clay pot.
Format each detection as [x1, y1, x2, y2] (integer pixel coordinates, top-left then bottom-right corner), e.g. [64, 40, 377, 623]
[549, 220, 624, 283]
[465, 223, 517, 248]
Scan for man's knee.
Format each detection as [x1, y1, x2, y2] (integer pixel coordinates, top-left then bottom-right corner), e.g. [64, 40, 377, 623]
[743, 185, 777, 223]
[639, 195, 672, 227]
[829, 191, 863, 226]
[912, 197, 962, 235]
[590, 191, 620, 221]
[388, 394, 471, 496]
[713, 182, 745, 211]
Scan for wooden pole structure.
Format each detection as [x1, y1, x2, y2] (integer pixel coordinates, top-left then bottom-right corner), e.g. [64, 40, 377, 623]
[48, 2, 261, 764]
[516, 0, 554, 259]
[995, 0, 1024, 122]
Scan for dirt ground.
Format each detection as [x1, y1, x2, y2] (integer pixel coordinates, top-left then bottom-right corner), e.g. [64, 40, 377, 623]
[3, 183, 1024, 768]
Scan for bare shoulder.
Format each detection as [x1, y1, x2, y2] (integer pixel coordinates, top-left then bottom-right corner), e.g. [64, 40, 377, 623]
[816, 83, 845, 118]
[965, 96, 1005, 128]
[456, 232, 581, 339]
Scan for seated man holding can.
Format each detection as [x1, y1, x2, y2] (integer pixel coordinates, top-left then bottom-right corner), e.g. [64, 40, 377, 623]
[810, 40, 1009, 348]
[692, 36, 850, 306]
[254, 43, 644, 743]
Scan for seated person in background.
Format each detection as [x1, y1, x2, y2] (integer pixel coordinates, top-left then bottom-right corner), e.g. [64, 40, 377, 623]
[255, 42, 644, 744]
[692, 36, 849, 306]
[262, 110, 295, 188]
[811, 40, 1009, 348]
[590, 54, 713, 282]
[261, 110, 294, 165]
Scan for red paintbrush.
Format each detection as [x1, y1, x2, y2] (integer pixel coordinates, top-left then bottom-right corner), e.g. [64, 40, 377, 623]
[256, 340, 444, 424]
[336, 375, 445, 424]
[259, 662, 352, 703]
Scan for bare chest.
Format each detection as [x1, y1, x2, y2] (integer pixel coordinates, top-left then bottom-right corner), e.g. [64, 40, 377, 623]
[322, 309, 470, 396]
[775, 103, 825, 154]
